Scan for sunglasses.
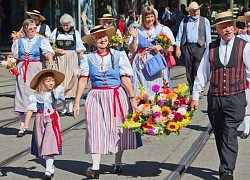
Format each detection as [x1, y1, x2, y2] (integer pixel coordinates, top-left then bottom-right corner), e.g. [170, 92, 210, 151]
[27, 27, 37, 31]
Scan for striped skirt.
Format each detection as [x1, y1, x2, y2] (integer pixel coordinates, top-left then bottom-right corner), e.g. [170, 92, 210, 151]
[84, 86, 138, 155]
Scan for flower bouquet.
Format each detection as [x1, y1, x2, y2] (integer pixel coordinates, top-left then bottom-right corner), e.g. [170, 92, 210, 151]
[155, 33, 172, 49]
[0, 54, 20, 76]
[109, 32, 125, 51]
[11, 31, 23, 42]
[121, 82, 194, 137]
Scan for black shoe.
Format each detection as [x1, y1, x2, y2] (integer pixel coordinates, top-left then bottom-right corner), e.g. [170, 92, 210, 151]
[59, 111, 66, 117]
[199, 91, 204, 99]
[220, 170, 233, 180]
[44, 173, 52, 180]
[86, 167, 100, 179]
[65, 112, 73, 116]
[114, 165, 122, 174]
[16, 130, 25, 138]
[240, 133, 249, 139]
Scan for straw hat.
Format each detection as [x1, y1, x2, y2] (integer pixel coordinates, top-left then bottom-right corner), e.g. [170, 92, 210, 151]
[211, 11, 237, 28]
[186, 2, 202, 12]
[237, 11, 250, 22]
[26, 10, 46, 21]
[30, 69, 65, 90]
[82, 25, 116, 45]
[98, 14, 117, 21]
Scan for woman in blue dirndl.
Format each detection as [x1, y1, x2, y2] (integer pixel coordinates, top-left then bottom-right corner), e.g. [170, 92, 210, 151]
[128, 6, 175, 96]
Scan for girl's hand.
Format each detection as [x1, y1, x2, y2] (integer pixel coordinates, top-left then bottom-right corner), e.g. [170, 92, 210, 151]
[20, 124, 28, 131]
[128, 26, 138, 38]
[73, 103, 80, 119]
[73, 67, 80, 77]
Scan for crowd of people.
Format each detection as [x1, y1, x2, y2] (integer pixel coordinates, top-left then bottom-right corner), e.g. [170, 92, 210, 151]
[8, 1, 250, 180]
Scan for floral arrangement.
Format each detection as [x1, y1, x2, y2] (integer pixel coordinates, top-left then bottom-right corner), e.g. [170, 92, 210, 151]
[0, 54, 20, 76]
[155, 33, 172, 49]
[11, 31, 23, 42]
[121, 82, 194, 137]
[109, 32, 125, 51]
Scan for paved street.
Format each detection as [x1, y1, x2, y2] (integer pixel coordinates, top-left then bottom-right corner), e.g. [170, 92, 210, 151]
[0, 60, 249, 180]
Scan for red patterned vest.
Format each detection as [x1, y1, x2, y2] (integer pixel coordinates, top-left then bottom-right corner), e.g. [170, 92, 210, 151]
[209, 37, 247, 96]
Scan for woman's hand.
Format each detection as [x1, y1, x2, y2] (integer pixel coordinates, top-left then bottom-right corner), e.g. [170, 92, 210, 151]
[73, 103, 80, 119]
[128, 26, 138, 38]
[81, 12, 87, 23]
[130, 98, 137, 112]
[152, 44, 163, 52]
[55, 48, 65, 56]
[73, 67, 80, 77]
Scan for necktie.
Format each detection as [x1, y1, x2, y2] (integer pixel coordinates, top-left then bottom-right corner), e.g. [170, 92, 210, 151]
[224, 42, 228, 65]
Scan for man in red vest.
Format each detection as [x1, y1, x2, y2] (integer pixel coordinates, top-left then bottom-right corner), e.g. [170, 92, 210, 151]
[191, 11, 250, 180]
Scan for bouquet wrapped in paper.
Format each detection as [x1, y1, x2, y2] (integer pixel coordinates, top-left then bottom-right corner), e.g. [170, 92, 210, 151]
[0, 55, 20, 76]
[121, 82, 194, 137]
[155, 33, 172, 49]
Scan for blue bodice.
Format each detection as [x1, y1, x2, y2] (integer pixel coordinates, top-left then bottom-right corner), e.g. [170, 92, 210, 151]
[18, 37, 43, 60]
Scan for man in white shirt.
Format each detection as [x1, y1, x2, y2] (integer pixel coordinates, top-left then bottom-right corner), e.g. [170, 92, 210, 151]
[191, 11, 250, 180]
[26, 10, 51, 38]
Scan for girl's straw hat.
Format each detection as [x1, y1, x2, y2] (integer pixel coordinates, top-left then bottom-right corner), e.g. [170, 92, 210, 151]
[237, 11, 250, 22]
[211, 11, 237, 28]
[26, 10, 46, 21]
[82, 25, 116, 45]
[30, 69, 65, 90]
[98, 14, 117, 21]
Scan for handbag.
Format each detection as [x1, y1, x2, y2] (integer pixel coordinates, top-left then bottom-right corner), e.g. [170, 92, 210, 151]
[165, 53, 176, 68]
[144, 53, 167, 76]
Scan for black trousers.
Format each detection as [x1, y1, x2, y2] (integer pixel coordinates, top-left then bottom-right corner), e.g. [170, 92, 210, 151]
[207, 92, 246, 174]
[182, 43, 205, 94]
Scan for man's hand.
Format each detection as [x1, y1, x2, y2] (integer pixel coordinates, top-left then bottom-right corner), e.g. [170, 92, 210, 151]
[175, 47, 181, 58]
[190, 100, 199, 111]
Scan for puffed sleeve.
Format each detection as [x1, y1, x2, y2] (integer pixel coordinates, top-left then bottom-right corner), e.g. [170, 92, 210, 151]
[53, 85, 65, 101]
[79, 54, 89, 77]
[27, 95, 38, 112]
[50, 28, 57, 43]
[40, 38, 55, 55]
[119, 51, 133, 76]
[75, 30, 86, 52]
[162, 26, 176, 45]
[11, 40, 19, 59]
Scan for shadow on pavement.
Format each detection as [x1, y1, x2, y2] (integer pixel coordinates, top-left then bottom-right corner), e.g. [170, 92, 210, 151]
[185, 166, 219, 180]
[0, 127, 32, 136]
[186, 124, 210, 132]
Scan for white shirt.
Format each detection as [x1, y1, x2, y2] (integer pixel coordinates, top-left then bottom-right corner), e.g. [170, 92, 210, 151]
[36, 23, 52, 38]
[192, 36, 250, 100]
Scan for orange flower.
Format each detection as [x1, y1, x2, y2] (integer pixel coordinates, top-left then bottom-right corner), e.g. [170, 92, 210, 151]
[167, 92, 178, 99]
[142, 104, 150, 110]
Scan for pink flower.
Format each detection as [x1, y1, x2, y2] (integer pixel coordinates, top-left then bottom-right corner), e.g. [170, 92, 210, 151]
[152, 84, 160, 93]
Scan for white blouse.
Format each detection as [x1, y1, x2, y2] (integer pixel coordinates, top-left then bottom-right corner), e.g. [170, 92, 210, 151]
[11, 35, 55, 59]
[27, 86, 65, 115]
[79, 50, 133, 77]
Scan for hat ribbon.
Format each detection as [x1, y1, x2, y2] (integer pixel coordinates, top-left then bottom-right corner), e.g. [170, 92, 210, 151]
[215, 16, 233, 24]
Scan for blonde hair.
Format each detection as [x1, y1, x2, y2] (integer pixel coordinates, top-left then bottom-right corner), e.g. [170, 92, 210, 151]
[141, 6, 158, 27]
[35, 73, 55, 93]
[22, 19, 36, 31]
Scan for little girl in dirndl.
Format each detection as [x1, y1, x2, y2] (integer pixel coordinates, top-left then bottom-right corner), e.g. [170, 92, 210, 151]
[20, 68, 79, 179]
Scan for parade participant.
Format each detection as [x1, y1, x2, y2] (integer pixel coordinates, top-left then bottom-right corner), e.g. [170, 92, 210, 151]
[50, 13, 85, 117]
[26, 10, 52, 38]
[20, 68, 79, 180]
[190, 11, 250, 180]
[73, 25, 141, 179]
[175, 1, 211, 98]
[237, 11, 250, 139]
[11, 19, 54, 137]
[128, 5, 175, 96]
[81, 12, 122, 37]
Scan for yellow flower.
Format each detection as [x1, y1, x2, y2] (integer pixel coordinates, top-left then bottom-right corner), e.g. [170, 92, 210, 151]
[160, 106, 171, 116]
[166, 122, 180, 132]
